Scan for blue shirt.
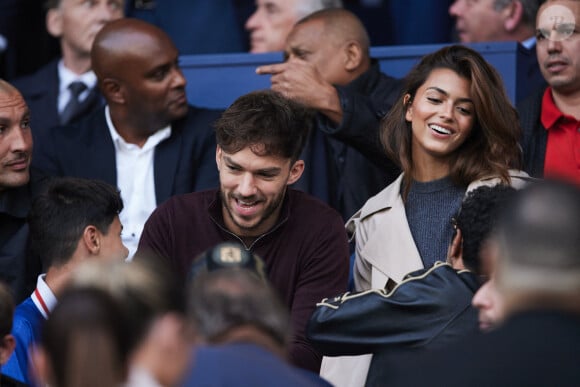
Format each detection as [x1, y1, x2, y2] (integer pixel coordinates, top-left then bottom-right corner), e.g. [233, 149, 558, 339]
[3, 275, 56, 385]
[182, 343, 332, 387]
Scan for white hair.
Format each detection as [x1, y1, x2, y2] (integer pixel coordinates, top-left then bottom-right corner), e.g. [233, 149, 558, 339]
[295, 0, 343, 19]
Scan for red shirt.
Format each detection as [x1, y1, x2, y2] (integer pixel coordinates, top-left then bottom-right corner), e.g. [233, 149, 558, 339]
[541, 88, 580, 184]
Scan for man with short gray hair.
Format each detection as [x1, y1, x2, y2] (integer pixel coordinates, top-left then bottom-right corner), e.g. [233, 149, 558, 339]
[449, 0, 545, 101]
[449, 0, 542, 43]
[12, 0, 124, 142]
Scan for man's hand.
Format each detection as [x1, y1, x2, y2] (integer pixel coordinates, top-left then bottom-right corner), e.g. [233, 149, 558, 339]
[256, 59, 343, 124]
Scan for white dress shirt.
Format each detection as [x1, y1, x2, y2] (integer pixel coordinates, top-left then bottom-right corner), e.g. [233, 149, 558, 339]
[105, 106, 171, 259]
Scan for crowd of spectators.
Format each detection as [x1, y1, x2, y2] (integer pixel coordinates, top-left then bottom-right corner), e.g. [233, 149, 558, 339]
[1, 0, 580, 386]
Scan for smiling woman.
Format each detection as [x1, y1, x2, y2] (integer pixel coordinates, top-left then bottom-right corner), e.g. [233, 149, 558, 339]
[349, 44, 527, 291]
[404, 67, 475, 177]
[341, 46, 529, 385]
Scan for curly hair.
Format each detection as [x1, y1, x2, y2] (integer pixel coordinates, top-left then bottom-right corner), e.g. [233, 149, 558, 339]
[455, 184, 516, 273]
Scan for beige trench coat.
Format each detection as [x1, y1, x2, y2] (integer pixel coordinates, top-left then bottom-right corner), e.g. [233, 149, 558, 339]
[320, 170, 531, 387]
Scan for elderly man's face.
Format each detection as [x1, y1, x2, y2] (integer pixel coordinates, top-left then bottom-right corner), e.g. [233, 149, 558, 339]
[245, 0, 301, 53]
[284, 19, 350, 85]
[449, 0, 507, 42]
[0, 90, 32, 192]
[49, 0, 124, 59]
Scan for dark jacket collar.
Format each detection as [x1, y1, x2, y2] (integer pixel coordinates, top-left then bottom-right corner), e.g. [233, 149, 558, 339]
[340, 59, 383, 95]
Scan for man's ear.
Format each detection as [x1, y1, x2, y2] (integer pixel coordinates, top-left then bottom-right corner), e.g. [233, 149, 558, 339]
[344, 41, 363, 72]
[46, 8, 63, 38]
[0, 335, 15, 365]
[502, 0, 524, 32]
[287, 160, 305, 185]
[215, 146, 223, 171]
[448, 229, 465, 270]
[101, 78, 124, 104]
[82, 225, 101, 255]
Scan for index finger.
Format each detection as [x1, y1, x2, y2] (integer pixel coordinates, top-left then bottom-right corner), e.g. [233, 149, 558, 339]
[256, 63, 286, 75]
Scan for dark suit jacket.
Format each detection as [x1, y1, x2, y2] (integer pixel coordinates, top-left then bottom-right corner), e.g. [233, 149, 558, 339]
[387, 310, 580, 387]
[293, 61, 402, 220]
[32, 105, 220, 204]
[11, 59, 103, 145]
[0, 171, 45, 303]
[516, 43, 547, 103]
[518, 87, 547, 178]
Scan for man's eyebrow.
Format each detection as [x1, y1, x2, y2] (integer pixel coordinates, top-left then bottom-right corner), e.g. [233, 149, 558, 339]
[0, 109, 30, 125]
[223, 155, 282, 174]
[223, 155, 240, 166]
[256, 167, 282, 174]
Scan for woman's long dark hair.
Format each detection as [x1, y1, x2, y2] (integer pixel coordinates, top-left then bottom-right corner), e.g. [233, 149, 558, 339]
[381, 45, 522, 199]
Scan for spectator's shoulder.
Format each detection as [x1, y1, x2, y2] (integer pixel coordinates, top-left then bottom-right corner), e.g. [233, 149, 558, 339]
[12, 298, 41, 334]
[185, 105, 223, 122]
[288, 189, 342, 219]
[516, 86, 545, 116]
[157, 188, 216, 213]
[11, 60, 58, 96]
[286, 190, 347, 242]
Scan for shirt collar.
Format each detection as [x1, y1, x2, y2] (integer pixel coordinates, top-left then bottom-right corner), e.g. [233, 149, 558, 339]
[540, 87, 577, 130]
[57, 59, 97, 94]
[105, 105, 172, 151]
[31, 274, 58, 319]
[521, 36, 536, 50]
[126, 365, 162, 387]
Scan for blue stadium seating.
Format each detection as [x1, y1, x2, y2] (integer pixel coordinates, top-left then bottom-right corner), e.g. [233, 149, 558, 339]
[181, 42, 523, 109]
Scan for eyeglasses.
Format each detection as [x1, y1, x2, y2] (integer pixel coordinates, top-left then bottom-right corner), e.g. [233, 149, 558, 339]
[537, 23, 577, 42]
